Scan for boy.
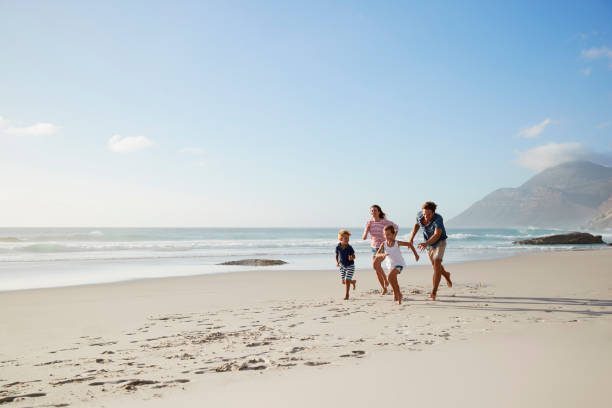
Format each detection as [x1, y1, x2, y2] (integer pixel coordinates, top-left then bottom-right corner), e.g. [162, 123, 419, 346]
[375, 225, 419, 304]
[335, 229, 356, 300]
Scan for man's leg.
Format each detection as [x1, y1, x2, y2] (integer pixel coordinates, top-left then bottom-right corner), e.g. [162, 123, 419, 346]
[441, 264, 452, 287]
[431, 259, 444, 300]
[437, 241, 451, 287]
[427, 249, 437, 300]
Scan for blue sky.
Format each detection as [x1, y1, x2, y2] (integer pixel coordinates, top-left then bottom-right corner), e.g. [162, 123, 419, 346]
[0, 0, 611, 227]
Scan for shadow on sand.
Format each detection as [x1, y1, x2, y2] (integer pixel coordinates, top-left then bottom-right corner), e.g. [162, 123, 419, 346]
[424, 295, 612, 317]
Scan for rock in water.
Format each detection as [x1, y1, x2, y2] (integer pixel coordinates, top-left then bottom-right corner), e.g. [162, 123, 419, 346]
[218, 259, 287, 266]
[513, 232, 605, 245]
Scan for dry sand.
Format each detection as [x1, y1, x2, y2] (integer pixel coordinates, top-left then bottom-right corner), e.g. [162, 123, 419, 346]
[1, 250, 611, 407]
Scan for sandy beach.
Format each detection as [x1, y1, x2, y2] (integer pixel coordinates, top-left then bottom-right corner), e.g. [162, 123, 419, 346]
[1, 250, 611, 407]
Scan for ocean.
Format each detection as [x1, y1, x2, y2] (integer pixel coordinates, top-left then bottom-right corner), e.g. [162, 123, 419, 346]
[0, 227, 610, 291]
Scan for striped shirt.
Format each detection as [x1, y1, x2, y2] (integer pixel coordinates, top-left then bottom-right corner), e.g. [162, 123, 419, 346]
[364, 219, 398, 249]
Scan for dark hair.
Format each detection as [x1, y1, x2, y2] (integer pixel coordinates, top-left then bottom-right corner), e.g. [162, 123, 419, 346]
[371, 204, 386, 219]
[422, 201, 437, 212]
[383, 224, 395, 234]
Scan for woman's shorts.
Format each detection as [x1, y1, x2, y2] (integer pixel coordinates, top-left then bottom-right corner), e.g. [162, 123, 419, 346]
[390, 265, 403, 273]
[371, 247, 379, 257]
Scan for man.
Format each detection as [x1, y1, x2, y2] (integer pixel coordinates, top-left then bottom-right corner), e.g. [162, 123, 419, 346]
[408, 201, 452, 300]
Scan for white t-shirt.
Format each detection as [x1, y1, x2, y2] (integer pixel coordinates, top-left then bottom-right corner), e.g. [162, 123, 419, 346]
[383, 240, 405, 269]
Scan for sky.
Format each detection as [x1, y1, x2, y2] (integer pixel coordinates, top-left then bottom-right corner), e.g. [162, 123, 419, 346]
[0, 0, 611, 227]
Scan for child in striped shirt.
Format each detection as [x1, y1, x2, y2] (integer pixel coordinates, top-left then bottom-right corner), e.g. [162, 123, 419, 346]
[335, 229, 356, 300]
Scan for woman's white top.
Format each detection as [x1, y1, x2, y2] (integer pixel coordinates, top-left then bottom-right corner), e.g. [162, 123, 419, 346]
[383, 240, 406, 269]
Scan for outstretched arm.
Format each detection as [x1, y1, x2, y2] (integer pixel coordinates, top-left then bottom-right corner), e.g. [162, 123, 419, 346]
[335, 252, 339, 266]
[362, 223, 370, 240]
[408, 242, 420, 261]
[409, 223, 420, 245]
[417, 228, 442, 251]
[398, 240, 420, 261]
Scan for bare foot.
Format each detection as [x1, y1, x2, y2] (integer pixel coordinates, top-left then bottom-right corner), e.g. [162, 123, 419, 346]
[344, 295, 349, 300]
[428, 293, 436, 301]
[445, 272, 452, 288]
[381, 287, 388, 295]
[397, 292, 402, 304]
[352, 280, 356, 290]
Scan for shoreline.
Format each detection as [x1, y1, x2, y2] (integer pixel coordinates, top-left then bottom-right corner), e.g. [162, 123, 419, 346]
[2, 250, 611, 407]
[2, 247, 610, 294]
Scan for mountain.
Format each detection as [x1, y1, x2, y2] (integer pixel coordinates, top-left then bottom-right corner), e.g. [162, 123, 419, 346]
[449, 161, 612, 228]
[584, 196, 612, 229]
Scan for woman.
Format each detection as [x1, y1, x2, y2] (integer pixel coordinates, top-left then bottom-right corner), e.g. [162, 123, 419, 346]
[362, 204, 398, 294]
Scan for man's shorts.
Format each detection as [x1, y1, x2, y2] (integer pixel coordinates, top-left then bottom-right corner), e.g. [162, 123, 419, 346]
[427, 239, 447, 262]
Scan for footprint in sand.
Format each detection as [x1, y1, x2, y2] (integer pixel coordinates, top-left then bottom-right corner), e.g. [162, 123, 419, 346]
[52, 376, 96, 386]
[0, 392, 46, 404]
[340, 350, 366, 358]
[304, 361, 330, 366]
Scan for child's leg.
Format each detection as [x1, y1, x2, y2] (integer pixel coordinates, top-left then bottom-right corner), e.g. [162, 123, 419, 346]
[340, 266, 346, 285]
[372, 256, 388, 294]
[345, 265, 355, 291]
[388, 269, 402, 304]
[344, 280, 351, 300]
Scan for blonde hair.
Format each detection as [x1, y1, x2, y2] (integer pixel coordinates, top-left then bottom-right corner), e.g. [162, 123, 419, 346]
[338, 229, 351, 239]
[383, 224, 395, 234]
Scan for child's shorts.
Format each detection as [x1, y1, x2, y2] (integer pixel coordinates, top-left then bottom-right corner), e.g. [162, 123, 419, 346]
[389, 265, 403, 273]
[339, 264, 355, 281]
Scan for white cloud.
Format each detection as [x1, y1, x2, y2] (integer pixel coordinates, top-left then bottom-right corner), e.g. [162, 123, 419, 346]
[0, 115, 60, 136]
[516, 118, 551, 138]
[596, 121, 611, 129]
[514, 142, 588, 171]
[582, 67, 592, 76]
[108, 135, 154, 153]
[582, 46, 612, 70]
[6, 123, 60, 136]
[582, 46, 612, 58]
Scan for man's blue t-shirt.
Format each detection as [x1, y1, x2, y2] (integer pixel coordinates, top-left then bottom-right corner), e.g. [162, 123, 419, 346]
[335, 244, 355, 266]
[416, 211, 448, 248]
